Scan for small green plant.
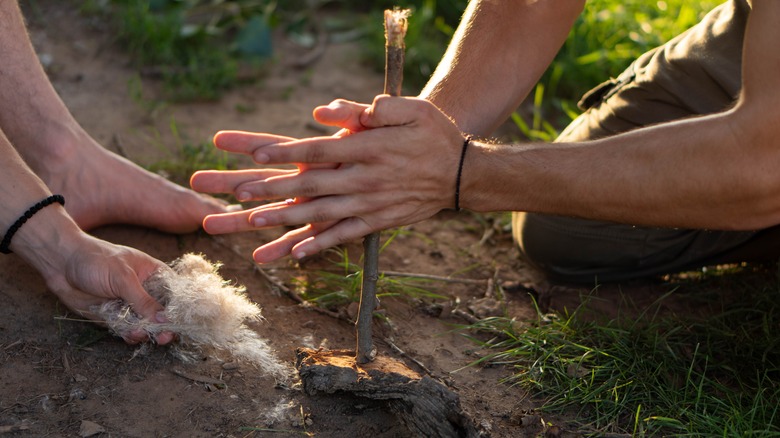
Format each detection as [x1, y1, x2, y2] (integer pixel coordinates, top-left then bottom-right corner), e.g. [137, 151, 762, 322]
[294, 231, 448, 312]
[145, 116, 233, 185]
[461, 270, 780, 436]
[93, 0, 282, 100]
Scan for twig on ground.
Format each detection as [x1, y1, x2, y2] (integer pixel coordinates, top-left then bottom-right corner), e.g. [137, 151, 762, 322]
[0, 423, 30, 433]
[452, 309, 507, 338]
[383, 337, 434, 377]
[171, 368, 227, 388]
[3, 339, 22, 350]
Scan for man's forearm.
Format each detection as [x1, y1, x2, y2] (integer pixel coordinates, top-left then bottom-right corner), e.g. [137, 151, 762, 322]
[420, 0, 584, 136]
[461, 0, 780, 231]
[461, 103, 780, 231]
[0, 1, 78, 157]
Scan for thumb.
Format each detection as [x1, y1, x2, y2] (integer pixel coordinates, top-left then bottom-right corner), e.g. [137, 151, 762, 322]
[312, 99, 371, 132]
[125, 278, 176, 345]
[359, 95, 422, 129]
[118, 270, 168, 322]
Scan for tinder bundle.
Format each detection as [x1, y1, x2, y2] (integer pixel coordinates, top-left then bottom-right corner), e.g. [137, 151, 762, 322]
[92, 253, 291, 381]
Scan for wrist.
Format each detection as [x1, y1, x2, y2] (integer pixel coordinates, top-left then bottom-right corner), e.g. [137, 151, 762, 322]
[454, 135, 472, 211]
[457, 139, 508, 213]
[9, 203, 85, 281]
[457, 138, 482, 212]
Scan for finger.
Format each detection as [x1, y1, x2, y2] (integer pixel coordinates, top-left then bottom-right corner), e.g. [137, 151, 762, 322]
[202, 208, 259, 234]
[253, 224, 319, 264]
[290, 217, 374, 260]
[190, 168, 297, 197]
[359, 95, 433, 129]
[121, 279, 163, 322]
[247, 194, 363, 229]
[212, 131, 296, 156]
[250, 98, 435, 165]
[312, 99, 371, 132]
[112, 271, 177, 345]
[248, 130, 396, 165]
[203, 199, 294, 234]
[235, 166, 358, 203]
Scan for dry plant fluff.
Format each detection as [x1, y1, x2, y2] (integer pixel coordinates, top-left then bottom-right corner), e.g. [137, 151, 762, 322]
[92, 253, 291, 380]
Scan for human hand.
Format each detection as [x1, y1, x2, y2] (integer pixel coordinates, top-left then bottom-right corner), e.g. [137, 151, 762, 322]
[32, 230, 175, 345]
[191, 95, 465, 263]
[190, 99, 372, 262]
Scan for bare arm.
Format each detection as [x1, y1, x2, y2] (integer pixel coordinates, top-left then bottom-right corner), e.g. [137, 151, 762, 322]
[0, 131, 172, 344]
[420, 0, 585, 135]
[0, 1, 78, 161]
[462, 0, 780, 230]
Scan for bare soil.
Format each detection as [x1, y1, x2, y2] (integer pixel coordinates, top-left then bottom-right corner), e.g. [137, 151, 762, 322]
[0, 3, 754, 437]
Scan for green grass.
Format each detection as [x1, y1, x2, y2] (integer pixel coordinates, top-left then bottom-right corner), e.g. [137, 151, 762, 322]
[91, 1, 722, 109]
[517, 0, 724, 140]
[293, 232, 449, 312]
[142, 116, 235, 186]
[461, 268, 780, 436]
[86, 0, 280, 100]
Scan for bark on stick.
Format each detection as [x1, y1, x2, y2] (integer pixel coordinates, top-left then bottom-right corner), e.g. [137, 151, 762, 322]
[356, 8, 410, 365]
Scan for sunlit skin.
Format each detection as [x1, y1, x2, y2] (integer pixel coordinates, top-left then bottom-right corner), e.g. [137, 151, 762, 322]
[0, 1, 230, 344]
[192, 1, 780, 266]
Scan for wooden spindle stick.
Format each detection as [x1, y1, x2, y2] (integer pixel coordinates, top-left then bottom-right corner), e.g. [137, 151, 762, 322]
[355, 8, 410, 364]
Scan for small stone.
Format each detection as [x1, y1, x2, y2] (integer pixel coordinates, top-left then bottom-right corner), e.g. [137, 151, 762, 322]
[521, 414, 541, 427]
[40, 395, 55, 413]
[79, 420, 105, 437]
[68, 388, 87, 402]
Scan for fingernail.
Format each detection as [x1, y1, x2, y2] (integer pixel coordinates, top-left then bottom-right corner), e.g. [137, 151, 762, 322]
[253, 217, 267, 227]
[254, 152, 270, 163]
[237, 192, 251, 202]
[155, 332, 175, 345]
[155, 311, 169, 324]
[293, 251, 306, 260]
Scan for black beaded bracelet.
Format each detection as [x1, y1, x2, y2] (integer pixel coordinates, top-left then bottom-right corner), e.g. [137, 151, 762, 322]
[454, 135, 472, 212]
[0, 194, 65, 254]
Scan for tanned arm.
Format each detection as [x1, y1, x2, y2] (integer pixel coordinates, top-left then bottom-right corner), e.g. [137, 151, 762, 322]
[461, 0, 780, 231]
[420, 0, 585, 136]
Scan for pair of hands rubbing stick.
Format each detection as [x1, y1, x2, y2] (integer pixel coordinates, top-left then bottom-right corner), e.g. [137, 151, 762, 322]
[89, 9, 415, 376]
[87, 9, 416, 378]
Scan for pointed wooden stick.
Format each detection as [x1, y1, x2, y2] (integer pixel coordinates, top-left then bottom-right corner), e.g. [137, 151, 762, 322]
[356, 8, 410, 364]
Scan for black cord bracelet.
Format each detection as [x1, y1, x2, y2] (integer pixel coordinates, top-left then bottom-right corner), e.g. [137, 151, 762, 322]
[454, 135, 472, 212]
[0, 194, 65, 254]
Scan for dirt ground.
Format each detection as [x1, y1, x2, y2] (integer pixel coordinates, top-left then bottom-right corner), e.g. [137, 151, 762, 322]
[0, 3, 744, 437]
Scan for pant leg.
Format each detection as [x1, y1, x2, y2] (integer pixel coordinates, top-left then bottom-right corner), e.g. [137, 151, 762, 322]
[514, 212, 758, 284]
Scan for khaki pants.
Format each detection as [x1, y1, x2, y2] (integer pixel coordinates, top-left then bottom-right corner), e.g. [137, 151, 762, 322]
[512, 0, 776, 284]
